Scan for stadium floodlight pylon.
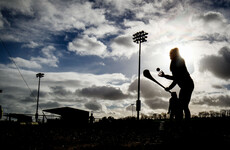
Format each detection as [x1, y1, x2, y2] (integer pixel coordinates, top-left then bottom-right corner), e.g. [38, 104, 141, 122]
[35, 73, 44, 122]
[133, 31, 148, 120]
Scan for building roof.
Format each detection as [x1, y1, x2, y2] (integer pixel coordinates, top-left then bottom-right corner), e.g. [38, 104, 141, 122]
[43, 107, 89, 116]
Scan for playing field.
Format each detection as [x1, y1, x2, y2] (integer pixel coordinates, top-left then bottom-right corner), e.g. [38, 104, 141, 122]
[1, 118, 230, 149]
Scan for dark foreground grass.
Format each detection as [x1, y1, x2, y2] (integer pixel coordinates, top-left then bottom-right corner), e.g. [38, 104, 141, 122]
[1, 118, 230, 150]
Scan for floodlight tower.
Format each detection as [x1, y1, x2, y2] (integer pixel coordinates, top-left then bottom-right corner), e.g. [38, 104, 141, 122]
[35, 73, 44, 122]
[133, 31, 148, 120]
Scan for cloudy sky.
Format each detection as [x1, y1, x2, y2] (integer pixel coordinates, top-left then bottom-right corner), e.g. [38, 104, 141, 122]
[0, 0, 230, 118]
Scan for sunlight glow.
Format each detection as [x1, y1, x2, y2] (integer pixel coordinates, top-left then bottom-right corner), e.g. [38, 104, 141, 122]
[165, 43, 195, 64]
[178, 45, 194, 64]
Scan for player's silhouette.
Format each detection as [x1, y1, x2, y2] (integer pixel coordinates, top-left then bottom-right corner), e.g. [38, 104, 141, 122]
[159, 48, 194, 120]
[168, 92, 182, 121]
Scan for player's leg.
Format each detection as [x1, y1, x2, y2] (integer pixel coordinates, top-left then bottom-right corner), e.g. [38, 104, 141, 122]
[179, 87, 193, 120]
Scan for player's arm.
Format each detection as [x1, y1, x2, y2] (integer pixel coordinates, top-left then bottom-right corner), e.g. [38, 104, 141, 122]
[164, 74, 174, 80]
[165, 81, 177, 91]
[158, 71, 174, 80]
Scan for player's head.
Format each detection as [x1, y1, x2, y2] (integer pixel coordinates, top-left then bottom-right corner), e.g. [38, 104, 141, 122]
[170, 47, 180, 60]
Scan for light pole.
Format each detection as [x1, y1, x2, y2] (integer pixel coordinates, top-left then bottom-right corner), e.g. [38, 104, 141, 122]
[35, 73, 44, 122]
[133, 31, 148, 120]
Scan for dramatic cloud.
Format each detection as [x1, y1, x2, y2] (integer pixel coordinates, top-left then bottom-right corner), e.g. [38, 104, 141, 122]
[85, 100, 102, 111]
[198, 11, 226, 23]
[199, 46, 230, 80]
[22, 41, 40, 49]
[31, 45, 59, 67]
[197, 33, 230, 44]
[9, 45, 59, 69]
[0, 12, 7, 28]
[0, 0, 107, 43]
[11, 57, 41, 69]
[39, 101, 60, 109]
[193, 95, 230, 107]
[113, 35, 133, 48]
[0, 0, 34, 15]
[145, 97, 168, 110]
[68, 35, 108, 58]
[212, 84, 225, 90]
[84, 24, 119, 38]
[193, 11, 229, 34]
[110, 35, 136, 58]
[33, 0, 106, 31]
[0, 66, 130, 114]
[129, 79, 169, 99]
[49, 86, 73, 97]
[30, 90, 47, 98]
[77, 85, 130, 100]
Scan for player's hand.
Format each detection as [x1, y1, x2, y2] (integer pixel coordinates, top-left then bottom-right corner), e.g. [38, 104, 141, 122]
[158, 71, 165, 77]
